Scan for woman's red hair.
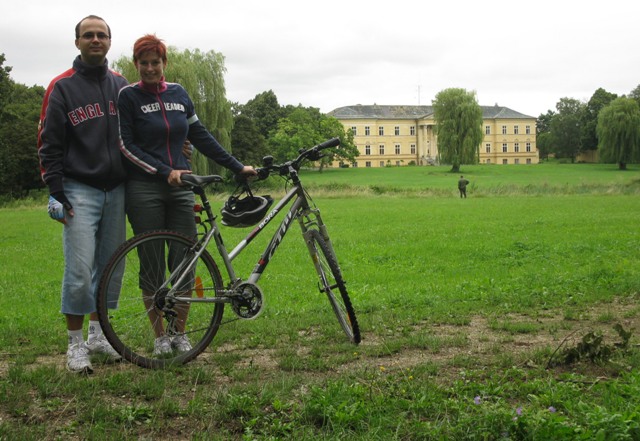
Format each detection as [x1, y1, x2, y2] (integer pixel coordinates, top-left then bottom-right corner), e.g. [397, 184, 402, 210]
[133, 34, 167, 63]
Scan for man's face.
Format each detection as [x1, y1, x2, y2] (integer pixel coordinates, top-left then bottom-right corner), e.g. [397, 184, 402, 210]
[75, 18, 111, 65]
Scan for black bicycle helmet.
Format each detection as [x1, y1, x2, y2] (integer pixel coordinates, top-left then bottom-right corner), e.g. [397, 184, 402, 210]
[221, 192, 274, 228]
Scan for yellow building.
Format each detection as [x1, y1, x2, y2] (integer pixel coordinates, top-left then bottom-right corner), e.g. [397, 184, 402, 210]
[328, 104, 538, 167]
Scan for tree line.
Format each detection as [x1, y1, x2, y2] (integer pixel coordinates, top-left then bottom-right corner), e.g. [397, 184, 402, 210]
[1, 46, 639, 198]
[537, 87, 640, 169]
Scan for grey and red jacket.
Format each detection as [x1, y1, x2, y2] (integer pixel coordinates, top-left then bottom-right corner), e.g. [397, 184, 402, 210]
[38, 56, 129, 195]
[117, 78, 243, 181]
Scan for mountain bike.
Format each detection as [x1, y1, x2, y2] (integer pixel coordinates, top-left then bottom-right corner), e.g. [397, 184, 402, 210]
[96, 137, 360, 369]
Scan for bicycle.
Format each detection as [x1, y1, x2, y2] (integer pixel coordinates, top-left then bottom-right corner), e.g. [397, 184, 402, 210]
[96, 137, 361, 368]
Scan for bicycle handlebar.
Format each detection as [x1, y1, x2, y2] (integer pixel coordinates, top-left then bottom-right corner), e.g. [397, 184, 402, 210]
[182, 138, 341, 189]
[233, 137, 341, 185]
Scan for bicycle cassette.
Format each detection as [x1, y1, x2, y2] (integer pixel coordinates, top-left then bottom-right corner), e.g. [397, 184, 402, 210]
[230, 282, 264, 320]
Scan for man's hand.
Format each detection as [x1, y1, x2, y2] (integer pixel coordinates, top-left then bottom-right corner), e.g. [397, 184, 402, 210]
[48, 193, 74, 224]
[182, 141, 193, 162]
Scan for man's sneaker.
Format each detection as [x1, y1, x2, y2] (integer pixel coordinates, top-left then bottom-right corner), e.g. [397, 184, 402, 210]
[171, 335, 192, 353]
[85, 334, 122, 361]
[67, 343, 93, 374]
[153, 335, 173, 356]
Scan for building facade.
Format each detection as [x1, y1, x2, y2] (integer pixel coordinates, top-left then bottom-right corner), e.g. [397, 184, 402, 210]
[328, 104, 538, 167]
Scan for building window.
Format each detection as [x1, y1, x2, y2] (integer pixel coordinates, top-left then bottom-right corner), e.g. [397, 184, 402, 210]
[396, 160, 401, 166]
[485, 143, 491, 153]
[352, 162, 358, 168]
[379, 126, 384, 136]
[379, 144, 385, 155]
[486, 159, 491, 164]
[395, 144, 401, 154]
[365, 161, 372, 168]
[485, 125, 491, 135]
[365, 144, 371, 155]
[502, 143, 508, 153]
[526, 125, 531, 135]
[395, 126, 400, 135]
[351, 126, 357, 136]
[502, 159, 508, 164]
[514, 158, 520, 164]
[514, 143, 520, 153]
[365, 126, 370, 136]
[514, 125, 519, 135]
[526, 142, 531, 152]
[410, 126, 416, 135]
[410, 144, 416, 154]
[502, 125, 507, 135]
[380, 161, 385, 167]
[526, 158, 532, 164]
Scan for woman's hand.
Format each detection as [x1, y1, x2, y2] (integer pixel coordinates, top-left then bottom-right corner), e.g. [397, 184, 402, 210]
[167, 169, 192, 186]
[239, 166, 258, 177]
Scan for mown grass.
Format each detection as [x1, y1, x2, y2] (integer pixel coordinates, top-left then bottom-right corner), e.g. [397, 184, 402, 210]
[1, 163, 640, 439]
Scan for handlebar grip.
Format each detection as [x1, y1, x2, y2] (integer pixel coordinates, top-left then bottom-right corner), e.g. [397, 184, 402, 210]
[315, 137, 340, 150]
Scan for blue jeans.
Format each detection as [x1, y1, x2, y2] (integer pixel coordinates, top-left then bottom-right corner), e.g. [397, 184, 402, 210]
[61, 179, 125, 315]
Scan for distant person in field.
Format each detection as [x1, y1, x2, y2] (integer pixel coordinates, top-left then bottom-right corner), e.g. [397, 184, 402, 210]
[458, 175, 470, 198]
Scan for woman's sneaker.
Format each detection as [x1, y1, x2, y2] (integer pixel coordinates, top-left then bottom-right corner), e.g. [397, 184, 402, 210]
[153, 335, 173, 356]
[85, 334, 122, 361]
[171, 335, 192, 353]
[67, 343, 93, 374]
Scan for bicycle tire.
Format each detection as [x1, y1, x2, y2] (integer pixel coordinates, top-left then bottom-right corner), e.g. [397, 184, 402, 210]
[97, 230, 225, 369]
[307, 229, 361, 344]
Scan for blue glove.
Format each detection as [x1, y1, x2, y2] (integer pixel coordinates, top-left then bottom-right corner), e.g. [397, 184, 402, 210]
[48, 194, 72, 222]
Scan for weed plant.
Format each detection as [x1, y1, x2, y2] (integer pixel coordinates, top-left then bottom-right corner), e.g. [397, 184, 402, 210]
[1, 163, 640, 439]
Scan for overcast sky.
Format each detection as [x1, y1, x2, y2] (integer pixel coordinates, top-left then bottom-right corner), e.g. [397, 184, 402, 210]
[1, 0, 638, 117]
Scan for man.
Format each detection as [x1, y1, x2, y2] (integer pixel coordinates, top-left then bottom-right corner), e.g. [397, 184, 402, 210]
[38, 15, 127, 373]
[458, 175, 470, 198]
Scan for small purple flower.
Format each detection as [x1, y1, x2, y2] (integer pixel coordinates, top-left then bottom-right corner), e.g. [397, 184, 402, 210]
[548, 406, 557, 413]
[474, 396, 482, 405]
[516, 407, 523, 416]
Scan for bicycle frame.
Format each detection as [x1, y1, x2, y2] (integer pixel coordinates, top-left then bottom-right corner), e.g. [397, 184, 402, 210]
[171, 165, 331, 301]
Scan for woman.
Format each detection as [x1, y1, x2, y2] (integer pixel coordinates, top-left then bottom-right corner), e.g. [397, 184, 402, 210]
[118, 34, 255, 355]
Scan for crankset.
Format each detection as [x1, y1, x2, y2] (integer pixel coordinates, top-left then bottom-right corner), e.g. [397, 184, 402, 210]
[230, 282, 264, 320]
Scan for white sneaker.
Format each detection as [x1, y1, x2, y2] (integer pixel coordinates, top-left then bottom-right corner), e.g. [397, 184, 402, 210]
[67, 343, 93, 374]
[171, 335, 192, 353]
[153, 335, 173, 356]
[85, 334, 122, 361]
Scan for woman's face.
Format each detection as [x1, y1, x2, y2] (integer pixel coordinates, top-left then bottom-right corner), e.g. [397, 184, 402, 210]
[135, 52, 166, 86]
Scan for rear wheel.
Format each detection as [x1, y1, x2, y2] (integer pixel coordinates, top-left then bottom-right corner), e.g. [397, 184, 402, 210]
[97, 230, 225, 368]
[306, 229, 360, 344]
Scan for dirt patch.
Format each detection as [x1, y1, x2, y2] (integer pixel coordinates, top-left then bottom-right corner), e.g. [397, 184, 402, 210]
[2, 301, 639, 380]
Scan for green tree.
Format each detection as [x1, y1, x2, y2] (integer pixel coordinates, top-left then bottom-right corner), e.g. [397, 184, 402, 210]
[536, 131, 554, 161]
[230, 114, 267, 166]
[239, 90, 284, 139]
[432, 88, 483, 173]
[269, 107, 358, 171]
[581, 88, 617, 151]
[597, 97, 640, 170]
[629, 84, 640, 106]
[550, 97, 585, 162]
[113, 47, 233, 176]
[0, 54, 12, 110]
[536, 110, 555, 135]
[0, 55, 45, 197]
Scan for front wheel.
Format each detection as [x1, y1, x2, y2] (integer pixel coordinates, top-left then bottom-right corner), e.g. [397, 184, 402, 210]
[306, 229, 361, 344]
[96, 230, 225, 369]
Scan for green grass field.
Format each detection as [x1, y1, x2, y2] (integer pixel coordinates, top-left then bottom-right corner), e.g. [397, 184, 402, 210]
[1, 163, 640, 439]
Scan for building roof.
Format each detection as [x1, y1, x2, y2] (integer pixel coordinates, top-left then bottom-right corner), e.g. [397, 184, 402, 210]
[328, 104, 535, 120]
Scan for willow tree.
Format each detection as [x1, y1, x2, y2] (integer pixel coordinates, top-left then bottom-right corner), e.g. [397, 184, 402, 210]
[597, 97, 640, 170]
[432, 88, 483, 173]
[113, 47, 233, 176]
